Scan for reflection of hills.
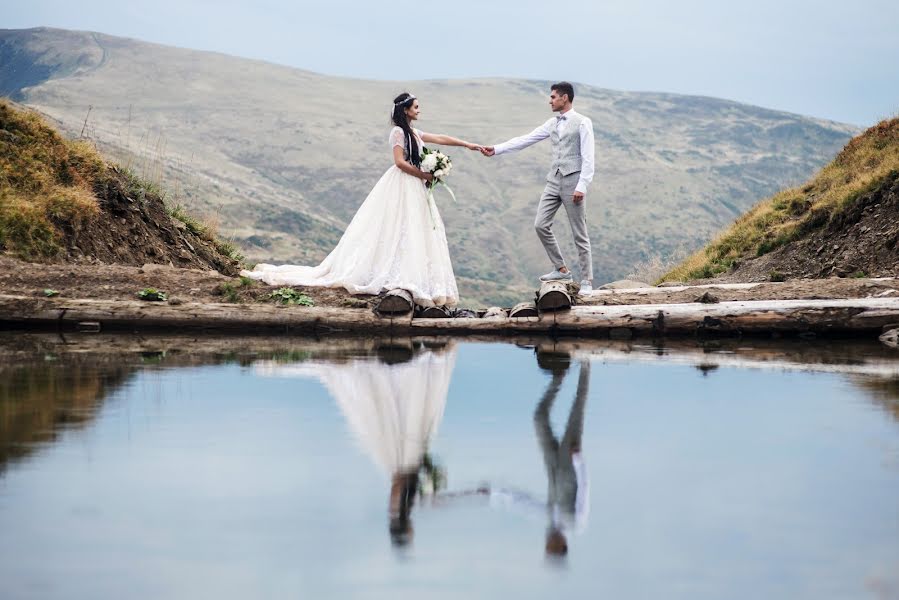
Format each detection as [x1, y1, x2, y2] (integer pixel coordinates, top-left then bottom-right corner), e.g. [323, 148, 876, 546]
[0, 359, 134, 475]
[851, 377, 899, 423]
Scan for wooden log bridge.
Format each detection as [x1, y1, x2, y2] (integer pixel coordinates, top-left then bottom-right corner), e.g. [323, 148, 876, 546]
[2, 294, 899, 339]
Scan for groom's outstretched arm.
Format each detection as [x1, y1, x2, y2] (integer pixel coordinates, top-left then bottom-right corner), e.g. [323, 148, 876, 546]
[484, 120, 552, 157]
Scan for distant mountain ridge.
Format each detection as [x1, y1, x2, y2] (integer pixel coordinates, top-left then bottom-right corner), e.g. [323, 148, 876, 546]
[0, 27, 859, 304]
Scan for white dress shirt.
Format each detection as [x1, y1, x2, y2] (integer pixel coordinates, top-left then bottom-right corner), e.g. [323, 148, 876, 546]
[493, 109, 596, 195]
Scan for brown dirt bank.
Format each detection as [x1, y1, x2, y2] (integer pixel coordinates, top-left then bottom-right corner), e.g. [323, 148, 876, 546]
[0, 256, 374, 309]
[719, 171, 899, 282]
[3, 256, 898, 312]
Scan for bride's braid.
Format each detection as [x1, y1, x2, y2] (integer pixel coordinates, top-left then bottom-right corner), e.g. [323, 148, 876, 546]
[391, 93, 421, 168]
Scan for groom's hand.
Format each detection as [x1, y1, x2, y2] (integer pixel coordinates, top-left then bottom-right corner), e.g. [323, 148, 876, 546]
[481, 146, 495, 157]
[573, 191, 585, 204]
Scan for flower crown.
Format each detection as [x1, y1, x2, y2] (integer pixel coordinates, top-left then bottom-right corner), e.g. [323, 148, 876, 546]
[394, 94, 416, 106]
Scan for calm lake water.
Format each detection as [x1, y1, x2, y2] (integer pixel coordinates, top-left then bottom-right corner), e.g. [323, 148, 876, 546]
[1, 334, 898, 600]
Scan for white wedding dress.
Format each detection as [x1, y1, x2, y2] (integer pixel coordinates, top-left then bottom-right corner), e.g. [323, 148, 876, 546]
[254, 344, 456, 475]
[242, 127, 459, 307]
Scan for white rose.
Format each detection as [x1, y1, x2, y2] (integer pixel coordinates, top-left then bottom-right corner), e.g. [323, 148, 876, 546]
[423, 154, 438, 171]
[434, 169, 445, 178]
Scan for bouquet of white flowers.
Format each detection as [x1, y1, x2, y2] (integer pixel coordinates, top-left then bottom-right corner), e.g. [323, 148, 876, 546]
[420, 147, 456, 229]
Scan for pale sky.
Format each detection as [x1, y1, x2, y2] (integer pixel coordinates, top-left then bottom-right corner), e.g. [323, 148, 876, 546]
[4, 0, 898, 126]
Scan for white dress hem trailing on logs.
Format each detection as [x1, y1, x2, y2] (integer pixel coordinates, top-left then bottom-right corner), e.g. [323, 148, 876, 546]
[242, 127, 459, 308]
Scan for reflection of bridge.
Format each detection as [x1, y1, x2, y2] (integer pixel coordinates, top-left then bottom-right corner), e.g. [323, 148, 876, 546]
[4, 332, 899, 379]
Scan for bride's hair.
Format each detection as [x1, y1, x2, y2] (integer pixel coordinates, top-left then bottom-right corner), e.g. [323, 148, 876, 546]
[391, 92, 421, 168]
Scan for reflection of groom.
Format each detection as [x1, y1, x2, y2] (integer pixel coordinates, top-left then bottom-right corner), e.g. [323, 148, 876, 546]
[534, 350, 590, 557]
[482, 82, 596, 292]
[431, 348, 590, 558]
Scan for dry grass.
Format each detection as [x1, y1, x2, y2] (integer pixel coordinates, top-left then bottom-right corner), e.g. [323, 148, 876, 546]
[662, 117, 899, 282]
[0, 100, 104, 258]
[625, 245, 691, 284]
[0, 100, 244, 265]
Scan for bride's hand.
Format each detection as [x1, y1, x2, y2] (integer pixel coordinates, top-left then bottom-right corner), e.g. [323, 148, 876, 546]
[466, 142, 483, 152]
[423, 172, 435, 184]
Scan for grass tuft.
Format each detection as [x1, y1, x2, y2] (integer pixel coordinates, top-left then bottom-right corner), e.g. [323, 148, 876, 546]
[0, 100, 103, 258]
[661, 117, 899, 282]
[0, 99, 245, 267]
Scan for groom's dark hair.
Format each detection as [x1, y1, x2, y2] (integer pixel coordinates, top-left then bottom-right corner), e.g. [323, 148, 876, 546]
[551, 82, 575, 103]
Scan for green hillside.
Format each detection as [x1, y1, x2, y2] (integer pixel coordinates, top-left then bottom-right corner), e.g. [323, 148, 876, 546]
[0, 99, 240, 272]
[662, 118, 899, 282]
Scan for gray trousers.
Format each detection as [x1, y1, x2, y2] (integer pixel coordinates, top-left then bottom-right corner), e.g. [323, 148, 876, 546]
[535, 171, 593, 281]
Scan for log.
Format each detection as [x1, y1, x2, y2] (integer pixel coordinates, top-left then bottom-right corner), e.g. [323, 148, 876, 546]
[376, 289, 413, 315]
[509, 302, 538, 318]
[537, 281, 572, 312]
[2, 294, 899, 338]
[417, 305, 453, 319]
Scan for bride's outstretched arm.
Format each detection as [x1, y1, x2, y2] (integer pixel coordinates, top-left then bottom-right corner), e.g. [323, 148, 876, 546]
[420, 133, 482, 152]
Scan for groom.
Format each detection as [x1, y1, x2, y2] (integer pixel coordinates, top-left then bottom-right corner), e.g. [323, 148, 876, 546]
[482, 82, 595, 292]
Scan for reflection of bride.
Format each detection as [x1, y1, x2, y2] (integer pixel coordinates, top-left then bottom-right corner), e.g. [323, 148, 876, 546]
[255, 342, 456, 545]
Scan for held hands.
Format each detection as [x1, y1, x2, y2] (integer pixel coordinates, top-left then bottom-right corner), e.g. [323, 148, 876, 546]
[480, 146, 496, 157]
[465, 142, 484, 152]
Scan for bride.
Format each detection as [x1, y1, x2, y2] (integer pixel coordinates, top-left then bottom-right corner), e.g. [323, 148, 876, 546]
[242, 92, 483, 308]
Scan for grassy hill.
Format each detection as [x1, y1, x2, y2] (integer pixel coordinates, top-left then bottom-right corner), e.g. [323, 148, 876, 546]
[662, 118, 899, 282]
[0, 99, 240, 272]
[0, 27, 859, 304]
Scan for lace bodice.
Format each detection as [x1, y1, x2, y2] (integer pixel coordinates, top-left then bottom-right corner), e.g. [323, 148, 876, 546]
[389, 126, 426, 161]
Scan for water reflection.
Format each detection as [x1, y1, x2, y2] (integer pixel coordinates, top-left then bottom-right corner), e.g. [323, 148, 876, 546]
[1, 333, 899, 598]
[433, 347, 592, 559]
[257, 340, 455, 546]
[851, 376, 899, 422]
[0, 359, 132, 475]
[533, 350, 590, 557]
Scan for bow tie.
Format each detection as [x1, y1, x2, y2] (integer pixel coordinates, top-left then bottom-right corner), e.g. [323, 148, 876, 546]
[556, 115, 567, 121]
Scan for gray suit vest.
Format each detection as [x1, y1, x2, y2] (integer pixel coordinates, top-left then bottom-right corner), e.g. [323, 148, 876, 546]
[548, 112, 586, 180]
